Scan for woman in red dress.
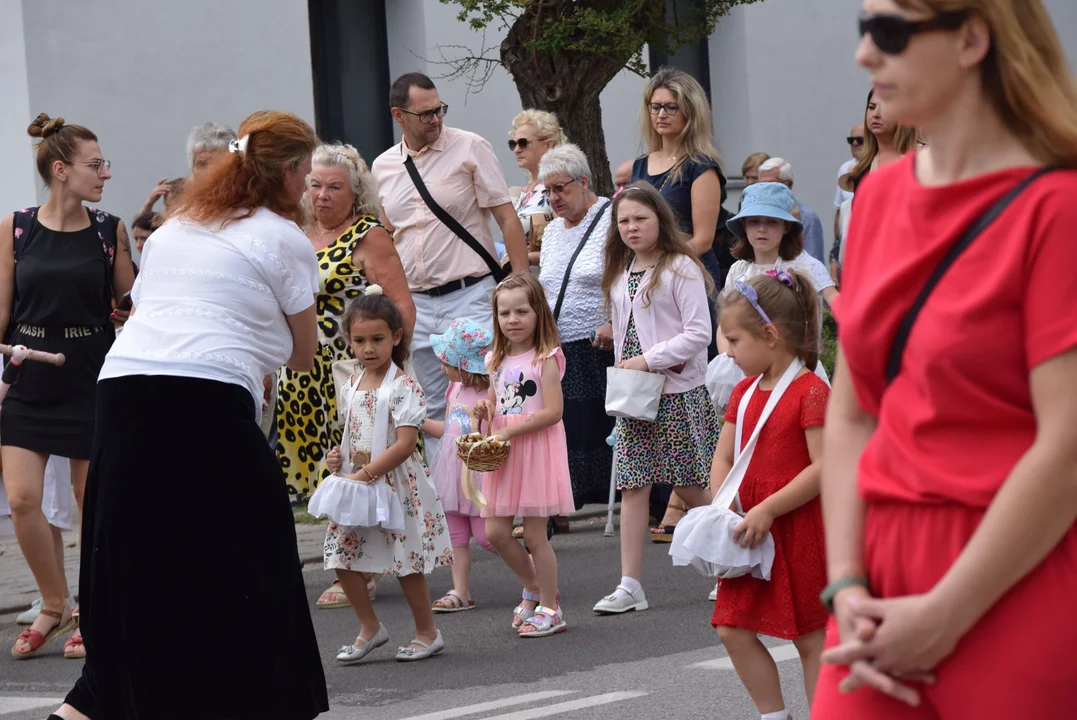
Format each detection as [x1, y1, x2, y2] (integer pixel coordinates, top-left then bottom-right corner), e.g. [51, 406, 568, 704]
[815, 1, 1077, 718]
[712, 270, 829, 720]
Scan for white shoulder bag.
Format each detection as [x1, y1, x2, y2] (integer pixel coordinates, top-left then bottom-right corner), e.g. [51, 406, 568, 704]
[669, 358, 803, 579]
[307, 364, 406, 532]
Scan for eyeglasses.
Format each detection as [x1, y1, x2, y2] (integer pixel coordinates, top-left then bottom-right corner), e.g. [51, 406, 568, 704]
[397, 103, 449, 124]
[847, 136, 865, 146]
[70, 159, 111, 176]
[858, 11, 967, 55]
[541, 179, 577, 198]
[508, 138, 533, 151]
[734, 278, 773, 326]
[648, 103, 680, 116]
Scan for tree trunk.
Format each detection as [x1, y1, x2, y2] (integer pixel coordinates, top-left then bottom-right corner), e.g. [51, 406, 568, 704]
[499, 8, 638, 197]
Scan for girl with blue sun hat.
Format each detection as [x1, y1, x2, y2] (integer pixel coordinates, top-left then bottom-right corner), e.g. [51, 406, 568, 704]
[422, 318, 499, 614]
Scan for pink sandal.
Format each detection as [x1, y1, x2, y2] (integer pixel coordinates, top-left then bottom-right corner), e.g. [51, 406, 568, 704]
[518, 605, 567, 638]
[11, 607, 75, 660]
[432, 590, 476, 613]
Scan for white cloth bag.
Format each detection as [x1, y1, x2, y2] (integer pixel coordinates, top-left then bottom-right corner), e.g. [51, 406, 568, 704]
[307, 363, 406, 532]
[669, 359, 803, 579]
[604, 366, 665, 421]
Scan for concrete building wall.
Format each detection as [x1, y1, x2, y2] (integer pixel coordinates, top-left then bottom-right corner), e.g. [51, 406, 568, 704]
[0, 0, 37, 210]
[15, 0, 316, 225]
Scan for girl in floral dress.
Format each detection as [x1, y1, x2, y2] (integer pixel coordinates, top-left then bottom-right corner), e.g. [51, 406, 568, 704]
[322, 287, 452, 664]
[594, 183, 719, 616]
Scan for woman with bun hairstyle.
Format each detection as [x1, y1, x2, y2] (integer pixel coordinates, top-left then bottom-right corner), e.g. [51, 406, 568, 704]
[53, 110, 327, 719]
[2, 113, 134, 661]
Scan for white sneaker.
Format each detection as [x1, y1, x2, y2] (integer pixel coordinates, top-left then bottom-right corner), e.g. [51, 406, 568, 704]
[593, 585, 649, 614]
[708, 584, 718, 602]
[16, 596, 74, 625]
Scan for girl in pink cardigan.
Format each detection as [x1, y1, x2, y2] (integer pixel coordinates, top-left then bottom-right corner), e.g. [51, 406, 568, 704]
[593, 182, 719, 615]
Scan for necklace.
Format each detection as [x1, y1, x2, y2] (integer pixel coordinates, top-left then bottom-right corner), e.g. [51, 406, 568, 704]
[319, 214, 355, 236]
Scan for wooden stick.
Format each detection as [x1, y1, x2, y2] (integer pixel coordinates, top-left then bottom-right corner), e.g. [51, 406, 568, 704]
[0, 344, 65, 367]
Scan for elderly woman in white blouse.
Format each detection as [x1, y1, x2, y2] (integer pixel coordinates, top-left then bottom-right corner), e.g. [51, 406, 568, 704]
[537, 143, 615, 519]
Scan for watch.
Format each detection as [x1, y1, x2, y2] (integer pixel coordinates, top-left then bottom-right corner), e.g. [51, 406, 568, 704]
[819, 576, 870, 613]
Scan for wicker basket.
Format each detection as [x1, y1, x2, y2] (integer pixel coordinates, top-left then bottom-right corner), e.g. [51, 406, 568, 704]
[455, 417, 510, 472]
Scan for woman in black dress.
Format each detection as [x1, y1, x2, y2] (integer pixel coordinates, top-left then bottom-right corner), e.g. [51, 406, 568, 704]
[54, 110, 327, 720]
[2, 113, 134, 660]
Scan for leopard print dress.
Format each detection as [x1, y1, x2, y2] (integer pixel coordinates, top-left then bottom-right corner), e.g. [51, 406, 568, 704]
[275, 215, 380, 500]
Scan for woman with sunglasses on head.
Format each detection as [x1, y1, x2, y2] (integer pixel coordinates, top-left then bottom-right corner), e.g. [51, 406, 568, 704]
[1, 113, 134, 662]
[815, 2, 1077, 718]
[506, 110, 566, 266]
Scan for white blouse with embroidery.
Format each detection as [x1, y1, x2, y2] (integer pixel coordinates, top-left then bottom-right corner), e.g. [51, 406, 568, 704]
[101, 207, 318, 418]
[538, 199, 612, 342]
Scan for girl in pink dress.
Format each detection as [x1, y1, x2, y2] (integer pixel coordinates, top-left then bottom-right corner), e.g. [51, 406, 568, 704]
[477, 273, 574, 638]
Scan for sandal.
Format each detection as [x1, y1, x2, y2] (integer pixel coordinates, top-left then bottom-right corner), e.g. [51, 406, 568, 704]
[518, 605, 567, 638]
[432, 590, 476, 613]
[11, 606, 75, 660]
[649, 525, 678, 543]
[511, 589, 540, 629]
[318, 575, 379, 608]
[64, 607, 85, 660]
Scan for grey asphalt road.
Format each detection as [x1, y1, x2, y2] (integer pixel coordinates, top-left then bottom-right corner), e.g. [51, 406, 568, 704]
[0, 518, 812, 719]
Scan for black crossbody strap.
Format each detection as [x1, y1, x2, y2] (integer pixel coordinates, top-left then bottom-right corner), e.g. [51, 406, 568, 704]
[886, 166, 1057, 384]
[553, 200, 610, 320]
[403, 155, 507, 282]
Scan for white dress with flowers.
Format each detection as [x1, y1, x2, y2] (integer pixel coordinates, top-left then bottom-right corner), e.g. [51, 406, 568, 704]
[323, 373, 454, 576]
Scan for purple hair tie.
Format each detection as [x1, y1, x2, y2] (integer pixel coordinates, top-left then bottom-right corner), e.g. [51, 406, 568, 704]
[765, 268, 794, 288]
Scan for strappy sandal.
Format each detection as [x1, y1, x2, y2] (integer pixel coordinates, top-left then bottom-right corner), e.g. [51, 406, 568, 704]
[511, 589, 540, 629]
[64, 606, 85, 660]
[432, 590, 476, 613]
[11, 606, 75, 660]
[318, 575, 380, 608]
[518, 605, 567, 638]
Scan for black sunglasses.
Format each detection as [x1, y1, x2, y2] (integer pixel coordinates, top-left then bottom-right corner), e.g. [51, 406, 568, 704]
[858, 11, 967, 55]
[508, 138, 532, 151]
[847, 136, 865, 146]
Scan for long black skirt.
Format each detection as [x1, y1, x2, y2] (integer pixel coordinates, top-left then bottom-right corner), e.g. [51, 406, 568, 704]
[561, 339, 615, 509]
[66, 375, 328, 720]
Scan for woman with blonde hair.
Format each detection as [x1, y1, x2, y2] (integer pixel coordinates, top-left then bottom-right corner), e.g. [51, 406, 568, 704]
[741, 152, 770, 186]
[276, 142, 413, 610]
[504, 109, 567, 264]
[815, 1, 1077, 717]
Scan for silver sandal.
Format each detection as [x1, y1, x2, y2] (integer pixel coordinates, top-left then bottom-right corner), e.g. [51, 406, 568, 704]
[395, 630, 444, 662]
[336, 624, 389, 665]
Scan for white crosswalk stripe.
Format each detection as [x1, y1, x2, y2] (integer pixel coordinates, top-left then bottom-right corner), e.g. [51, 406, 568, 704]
[397, 691, 576, 720]
[690, 642, 800, 669]
[0, 696, 64, 716]
[479, 692, 648, 719]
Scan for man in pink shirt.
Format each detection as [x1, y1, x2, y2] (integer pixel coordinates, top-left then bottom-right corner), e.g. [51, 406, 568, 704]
[373, 72, 527, 457]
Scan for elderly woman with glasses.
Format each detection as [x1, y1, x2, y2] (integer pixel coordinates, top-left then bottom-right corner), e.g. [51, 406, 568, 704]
[535, 143, 616, 520]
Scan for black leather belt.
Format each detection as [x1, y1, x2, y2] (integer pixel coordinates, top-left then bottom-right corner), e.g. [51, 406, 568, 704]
[416, 274, 492, 298]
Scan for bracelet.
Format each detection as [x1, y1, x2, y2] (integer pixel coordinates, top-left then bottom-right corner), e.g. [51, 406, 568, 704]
[359, 465, 379, 483]
[819, 576, 870, 614]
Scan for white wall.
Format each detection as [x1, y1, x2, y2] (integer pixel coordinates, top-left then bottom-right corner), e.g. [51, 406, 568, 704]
[0, 0, 37, 210]
[19, 0, 316, 225]
[385, 0, 647, 188]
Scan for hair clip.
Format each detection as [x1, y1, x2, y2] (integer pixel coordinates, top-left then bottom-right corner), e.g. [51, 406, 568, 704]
[228, 135, 250, 158]
[764, 269, 795, 288]
[364, 284, 384, 296]
[734, 277, 773, 325]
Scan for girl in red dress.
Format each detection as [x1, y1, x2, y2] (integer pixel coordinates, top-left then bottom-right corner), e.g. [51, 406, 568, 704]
[711, 270, 829, 720]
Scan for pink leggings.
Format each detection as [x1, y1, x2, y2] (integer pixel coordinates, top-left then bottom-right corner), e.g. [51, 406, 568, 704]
[446, 512, 495, 553]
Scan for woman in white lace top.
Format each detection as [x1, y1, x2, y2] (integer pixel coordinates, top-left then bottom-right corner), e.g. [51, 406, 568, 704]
[537, 144, 615, 515]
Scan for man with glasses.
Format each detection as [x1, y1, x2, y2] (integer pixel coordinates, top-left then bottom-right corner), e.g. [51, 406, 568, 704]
[834, 123, 865, 239]
[372, 72, 527, 459]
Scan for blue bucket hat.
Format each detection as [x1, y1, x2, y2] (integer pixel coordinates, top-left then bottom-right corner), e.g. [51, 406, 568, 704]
[726, 182, 803, 239]
[430, 318, 493, 375]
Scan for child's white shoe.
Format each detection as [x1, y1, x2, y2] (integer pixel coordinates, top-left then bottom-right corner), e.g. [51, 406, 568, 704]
[593, 585, 648, 614]
[336, 624, 389, 665]
[708, 583, 718, 601]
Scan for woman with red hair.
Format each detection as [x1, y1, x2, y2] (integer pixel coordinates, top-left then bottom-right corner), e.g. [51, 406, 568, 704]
[54, 111, 328, 720]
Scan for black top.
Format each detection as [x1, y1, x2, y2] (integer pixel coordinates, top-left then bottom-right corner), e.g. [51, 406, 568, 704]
[631, 155, 727, 234]
[14, 212, 113, 327]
